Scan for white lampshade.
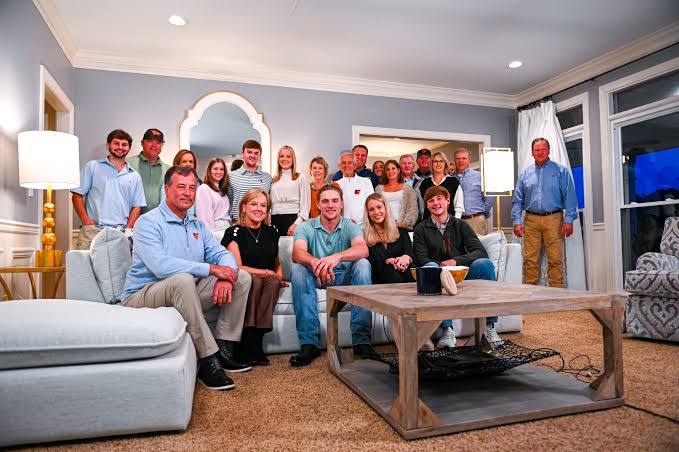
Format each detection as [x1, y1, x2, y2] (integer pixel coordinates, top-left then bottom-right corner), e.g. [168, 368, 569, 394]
[482, 147, 514, 193]
[18, 131, 80, 190]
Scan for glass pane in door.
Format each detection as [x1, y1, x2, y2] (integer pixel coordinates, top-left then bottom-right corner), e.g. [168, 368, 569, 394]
[620, 111, 679, 205]
[565, 138, 584, 209]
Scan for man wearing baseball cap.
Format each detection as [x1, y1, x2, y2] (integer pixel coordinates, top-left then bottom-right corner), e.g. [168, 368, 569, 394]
[128, 128, 170, 214]
[415, 148, 432, 179]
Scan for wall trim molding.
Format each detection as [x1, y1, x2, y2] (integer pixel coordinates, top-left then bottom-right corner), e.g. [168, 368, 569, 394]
[11, 248, 36, 262]
[73, 50, 516, 109]
[515, 22, 679, 106]
[32, 0, 77, 64]
[0, 219, 41, 235]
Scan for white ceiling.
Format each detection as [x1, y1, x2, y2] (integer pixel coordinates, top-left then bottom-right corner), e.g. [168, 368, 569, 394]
[38, 0, 679, 107]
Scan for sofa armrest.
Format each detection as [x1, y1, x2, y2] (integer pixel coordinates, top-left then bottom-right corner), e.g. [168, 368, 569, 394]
[636, 252, 679, 272]
[66, 250, 106, 303]
[502, 243, 523, 284]
[625, 270, 679, 297]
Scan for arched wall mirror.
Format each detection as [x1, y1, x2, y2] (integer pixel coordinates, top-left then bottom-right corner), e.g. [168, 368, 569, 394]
[179, 91, 272, 175]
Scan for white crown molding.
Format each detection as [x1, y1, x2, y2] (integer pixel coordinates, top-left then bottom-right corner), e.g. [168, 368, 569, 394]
[515, 21, 679, 107]
[32, 0, 77, 64]
[73, 50, 516, 109]
[0, 219, 40, 235]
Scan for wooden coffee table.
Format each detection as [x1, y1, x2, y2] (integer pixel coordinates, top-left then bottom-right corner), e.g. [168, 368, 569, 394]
[326, 280, 626, 440]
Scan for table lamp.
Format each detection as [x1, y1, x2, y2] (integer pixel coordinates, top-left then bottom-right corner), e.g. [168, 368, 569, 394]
[18, 131, 80, 267]
[481, 147, 514, 232]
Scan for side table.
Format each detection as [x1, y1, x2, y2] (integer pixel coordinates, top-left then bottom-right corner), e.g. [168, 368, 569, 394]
[0, 266, 65, 301]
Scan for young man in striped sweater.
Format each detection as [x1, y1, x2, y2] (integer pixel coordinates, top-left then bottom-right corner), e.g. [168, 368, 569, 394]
[227, 140, 273, 221]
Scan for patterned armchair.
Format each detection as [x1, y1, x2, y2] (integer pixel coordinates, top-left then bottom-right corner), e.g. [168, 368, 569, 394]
[625, 217, 679, 342]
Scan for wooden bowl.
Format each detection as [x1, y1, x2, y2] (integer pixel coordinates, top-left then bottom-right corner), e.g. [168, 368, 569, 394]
[410, 266, 469, 284]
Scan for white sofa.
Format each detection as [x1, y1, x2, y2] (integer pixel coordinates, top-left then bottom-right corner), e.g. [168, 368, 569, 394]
[66, 230, 523, 352]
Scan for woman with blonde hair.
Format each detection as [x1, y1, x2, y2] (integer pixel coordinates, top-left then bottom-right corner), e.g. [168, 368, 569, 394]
[270, 145, 311, 235]
[308, 155, 339, 218]
[375, 159, 418, 229]
[195, 157, 231, 233]
[364, 193, 415, 284]
[221, 188, 284, 365]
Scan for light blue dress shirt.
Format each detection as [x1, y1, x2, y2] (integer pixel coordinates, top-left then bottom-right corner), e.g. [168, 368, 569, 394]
[71, 158, 146, 227]
[455, 168, 493, 217]
[511, 159, 578, 225]
[121, 201, 237, 301]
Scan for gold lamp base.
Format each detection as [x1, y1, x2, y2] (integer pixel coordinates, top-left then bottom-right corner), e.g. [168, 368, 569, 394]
[36, 249, 62, 267]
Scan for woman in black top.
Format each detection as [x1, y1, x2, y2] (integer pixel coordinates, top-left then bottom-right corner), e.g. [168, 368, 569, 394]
[363, 193, 415, 284]
[221, 188, 284, 365]
[416, 151, 465, 222]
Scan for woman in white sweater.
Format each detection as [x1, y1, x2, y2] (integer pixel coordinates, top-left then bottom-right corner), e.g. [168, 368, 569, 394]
[270, 145, 310, 236]
[195, 158, 231, 233]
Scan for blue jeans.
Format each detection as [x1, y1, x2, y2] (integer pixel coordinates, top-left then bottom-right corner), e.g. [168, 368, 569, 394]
[434, 258, 499, 328]
[291, 259, 373, 348]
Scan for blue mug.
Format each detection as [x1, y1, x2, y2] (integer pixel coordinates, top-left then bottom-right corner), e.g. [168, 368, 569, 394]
[415, 266, 442, 295]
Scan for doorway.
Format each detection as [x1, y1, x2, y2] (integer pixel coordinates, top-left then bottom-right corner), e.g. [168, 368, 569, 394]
[39, 66, 75, 298]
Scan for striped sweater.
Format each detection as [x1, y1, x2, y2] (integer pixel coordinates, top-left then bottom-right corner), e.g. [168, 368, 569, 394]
[227, 167, 273, 219]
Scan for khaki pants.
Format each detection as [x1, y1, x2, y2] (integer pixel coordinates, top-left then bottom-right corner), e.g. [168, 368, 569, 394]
[75, 225, 102, 250]
[123, 270, 252, 358]
[464, 215, 488, 235]
[523, 212, 564, 287]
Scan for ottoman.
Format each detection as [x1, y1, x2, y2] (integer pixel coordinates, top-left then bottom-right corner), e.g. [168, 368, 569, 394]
[0, 299, 197, 447]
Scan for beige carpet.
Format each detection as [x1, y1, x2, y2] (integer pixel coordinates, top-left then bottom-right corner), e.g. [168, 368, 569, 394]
[17, 311, 679, 451]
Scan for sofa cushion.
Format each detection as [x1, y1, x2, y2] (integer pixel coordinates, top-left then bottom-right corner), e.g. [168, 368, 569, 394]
[279, 236, 294, 280]
[90, 228, 131, 304]
[0, 300, 186, 370]
[478, 231, 507, 280]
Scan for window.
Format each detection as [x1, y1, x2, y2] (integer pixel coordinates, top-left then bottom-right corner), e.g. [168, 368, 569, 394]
[565, 138, 585, 209]
[556, 105, 583, 130]
[613, 69, 679, 113]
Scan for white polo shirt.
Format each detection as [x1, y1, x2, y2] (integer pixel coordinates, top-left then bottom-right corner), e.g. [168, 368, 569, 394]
[336, 175, 374, 227]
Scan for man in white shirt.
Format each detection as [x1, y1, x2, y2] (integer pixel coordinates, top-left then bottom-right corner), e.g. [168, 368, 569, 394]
[335, 152, 373, 227]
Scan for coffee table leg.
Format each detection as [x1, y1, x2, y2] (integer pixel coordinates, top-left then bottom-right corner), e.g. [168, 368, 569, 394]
[327, 294, 346, 371]
[0, 274, 13, 301]
[389, 315, 441, 430]
[589, 295, 625, 401]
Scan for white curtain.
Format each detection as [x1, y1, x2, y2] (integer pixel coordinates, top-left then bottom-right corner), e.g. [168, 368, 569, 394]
[516, 101, 587, 289]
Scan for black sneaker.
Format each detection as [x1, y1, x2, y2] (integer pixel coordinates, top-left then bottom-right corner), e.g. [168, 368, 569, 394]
[217, 339, 253, 373]
[289, 344, 321, 367]
[353, 344, 379, 360]
[197, 355, 235, 390]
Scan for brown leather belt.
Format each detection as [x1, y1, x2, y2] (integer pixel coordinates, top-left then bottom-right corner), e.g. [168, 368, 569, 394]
[462, 212, 485, 219]
[526, 210, 561, 216]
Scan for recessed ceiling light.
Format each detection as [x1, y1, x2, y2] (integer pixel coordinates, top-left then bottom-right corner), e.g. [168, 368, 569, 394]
[168, 15, 186, 26]
[508, 60, 523, 69]
[393, 137, 401, 141]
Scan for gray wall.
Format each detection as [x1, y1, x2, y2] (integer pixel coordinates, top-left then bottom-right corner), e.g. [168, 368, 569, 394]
[552, 43, 679, 223]
[0, 0, 74, 224]
[74, 69, 516, 174]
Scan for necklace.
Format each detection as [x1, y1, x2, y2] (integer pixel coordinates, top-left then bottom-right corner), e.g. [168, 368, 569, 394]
[246, 226, 262, 244]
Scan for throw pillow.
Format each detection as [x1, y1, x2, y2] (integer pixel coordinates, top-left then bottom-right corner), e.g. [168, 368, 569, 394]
[90, 227, 132, 304]
[478, 232, 507, 281]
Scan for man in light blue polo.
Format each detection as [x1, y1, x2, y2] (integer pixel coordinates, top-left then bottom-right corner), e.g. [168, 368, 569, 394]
[289, 184, 375, 367]
[71, 129, 146, 250]
[454, 147, 493, 235]
[121, 165, 252, 391]
[512, 137, 577, 288]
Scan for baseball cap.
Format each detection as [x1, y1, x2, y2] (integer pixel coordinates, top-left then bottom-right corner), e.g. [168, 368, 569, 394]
[417, 148, 431, 158]
[142, 128, 165, 143]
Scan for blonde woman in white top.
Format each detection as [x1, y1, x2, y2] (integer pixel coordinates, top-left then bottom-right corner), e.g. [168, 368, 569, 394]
[196, 157, 231, 233]
[270, 145, 310, 236]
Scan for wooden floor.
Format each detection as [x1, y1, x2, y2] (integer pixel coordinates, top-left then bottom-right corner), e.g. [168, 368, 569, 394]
[335, 359, 624, 440]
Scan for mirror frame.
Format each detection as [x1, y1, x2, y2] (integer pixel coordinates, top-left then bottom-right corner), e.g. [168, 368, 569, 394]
[179, 90, 272, 172]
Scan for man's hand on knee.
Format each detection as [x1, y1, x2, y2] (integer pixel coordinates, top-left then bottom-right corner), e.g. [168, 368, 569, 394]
[210, 264, 237, 284]
[212, 280, 233, 305]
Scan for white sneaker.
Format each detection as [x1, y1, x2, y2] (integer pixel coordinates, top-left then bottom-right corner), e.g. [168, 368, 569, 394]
[484, 326, 503, 347]
[436, 327, 456, 348]
[420, 338, 435, 352]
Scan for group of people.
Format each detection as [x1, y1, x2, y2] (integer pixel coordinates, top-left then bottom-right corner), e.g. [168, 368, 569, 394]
[71, 127, 577, 391]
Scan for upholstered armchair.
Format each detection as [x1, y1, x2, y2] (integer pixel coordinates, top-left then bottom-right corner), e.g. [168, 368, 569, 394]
[625, 217, 679, 342]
